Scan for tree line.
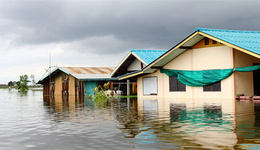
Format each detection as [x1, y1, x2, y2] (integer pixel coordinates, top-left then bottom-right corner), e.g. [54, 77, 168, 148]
[7, 75, 36, 92]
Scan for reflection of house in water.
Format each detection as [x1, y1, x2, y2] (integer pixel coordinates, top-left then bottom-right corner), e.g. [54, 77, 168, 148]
[138, 98, 237, 149]
[235, 100, 260, 149]
[43, 95, 85, 122]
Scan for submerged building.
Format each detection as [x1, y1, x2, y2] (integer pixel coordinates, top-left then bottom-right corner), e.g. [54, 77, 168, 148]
[119, 28, 260, 99]
[37, 67, 116, 96]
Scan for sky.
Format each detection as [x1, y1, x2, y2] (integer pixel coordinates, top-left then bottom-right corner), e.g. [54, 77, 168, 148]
[0, 0, 260, 84]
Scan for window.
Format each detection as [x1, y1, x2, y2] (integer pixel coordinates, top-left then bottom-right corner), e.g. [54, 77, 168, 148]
[203, 81, 221, 92]
[169, 76, 186, 91]
[212, 40, 217, 44]
[143, 77, 158, 95]
[205, 38, 209, 45]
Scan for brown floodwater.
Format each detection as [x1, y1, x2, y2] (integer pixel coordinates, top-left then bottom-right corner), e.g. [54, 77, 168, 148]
[0, 89, 260, 149]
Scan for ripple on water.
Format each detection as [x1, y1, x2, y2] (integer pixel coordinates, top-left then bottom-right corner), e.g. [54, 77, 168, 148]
[1, 89, 260, 149]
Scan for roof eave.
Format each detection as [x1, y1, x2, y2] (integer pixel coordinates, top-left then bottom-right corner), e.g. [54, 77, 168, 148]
[198, 31, 260, 59]
[110, 52, 132, 77]
[37, 67, 71, 84]
[118, 70, 143, 80]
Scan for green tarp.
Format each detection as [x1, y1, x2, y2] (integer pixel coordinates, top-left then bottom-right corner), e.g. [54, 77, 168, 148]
[160, 65, 260, 87]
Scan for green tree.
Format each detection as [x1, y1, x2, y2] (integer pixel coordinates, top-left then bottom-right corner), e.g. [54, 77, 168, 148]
[8, 81, 14, 87]
[16, 75, 30, 92]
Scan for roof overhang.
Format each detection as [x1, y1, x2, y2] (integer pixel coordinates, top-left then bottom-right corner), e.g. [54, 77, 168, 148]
[37, 67, 70, 84]
[111, 51, 148, 77]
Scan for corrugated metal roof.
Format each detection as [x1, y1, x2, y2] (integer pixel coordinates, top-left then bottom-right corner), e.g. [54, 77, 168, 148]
[60, 67, 115, 75]
[131, 49, 167, 64]
[59, 67, 115, 79]
[197, 28, 260, 55]
[38, 67, 115, 83]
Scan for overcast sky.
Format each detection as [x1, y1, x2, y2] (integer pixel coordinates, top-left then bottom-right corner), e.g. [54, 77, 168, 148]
[0, 0, 260, 84]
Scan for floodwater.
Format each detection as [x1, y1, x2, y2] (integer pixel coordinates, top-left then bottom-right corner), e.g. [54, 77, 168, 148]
[0, 89, 260, 150]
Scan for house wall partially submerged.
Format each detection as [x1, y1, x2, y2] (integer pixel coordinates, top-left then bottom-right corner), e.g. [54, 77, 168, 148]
[234, 50, 260, 96]
[42, 72, 84, 96]
[137, 44, 259, 99]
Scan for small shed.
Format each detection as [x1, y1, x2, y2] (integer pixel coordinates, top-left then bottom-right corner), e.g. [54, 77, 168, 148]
[37, 67, 116, 96]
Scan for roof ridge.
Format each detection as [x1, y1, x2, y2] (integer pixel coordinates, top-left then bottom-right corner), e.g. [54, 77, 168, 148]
[131, 49, 167, 52]
[196, 27, 260, 33]
[60, 66, 115, 68]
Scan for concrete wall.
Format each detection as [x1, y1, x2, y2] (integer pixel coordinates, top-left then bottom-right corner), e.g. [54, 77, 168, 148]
[234, 49, 260, 96]
[137, 46, 235, 99]
[127, 59, 142, 71]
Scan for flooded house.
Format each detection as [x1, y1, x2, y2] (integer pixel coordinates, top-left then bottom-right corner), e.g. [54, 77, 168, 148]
[37, 67, 116, 96]
[111, 49, 167, 95]
[119, 28, 260, 99]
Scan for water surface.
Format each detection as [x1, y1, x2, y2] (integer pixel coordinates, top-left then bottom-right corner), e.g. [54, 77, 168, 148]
[0, 89, 260, 149]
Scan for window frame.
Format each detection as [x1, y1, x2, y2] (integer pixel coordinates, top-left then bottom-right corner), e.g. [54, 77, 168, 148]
[143, 76, 158, 95]
[169, 76, 186, 92]
[204, 38, 209, 45]
[203, 81, 221, 92]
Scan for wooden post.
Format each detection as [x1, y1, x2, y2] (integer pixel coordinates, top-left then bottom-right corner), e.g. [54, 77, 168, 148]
[110, 82, 113, 90]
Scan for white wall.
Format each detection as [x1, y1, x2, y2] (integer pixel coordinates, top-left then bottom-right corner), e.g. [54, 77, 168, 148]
[127, 59, 142, 71]
[138, 46, 236, 99]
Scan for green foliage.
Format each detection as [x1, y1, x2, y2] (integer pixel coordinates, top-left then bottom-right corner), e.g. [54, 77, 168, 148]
[88, 82, 110, 107]
[16, 74, 30, 92]
[103, 82, 110, 91]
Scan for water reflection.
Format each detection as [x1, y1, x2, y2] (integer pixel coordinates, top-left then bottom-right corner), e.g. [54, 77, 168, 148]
[30, 92, 259, 149]
[137, 98, 238, 149]
[235, 100, 260, 149]
[41, 94, 260, 149]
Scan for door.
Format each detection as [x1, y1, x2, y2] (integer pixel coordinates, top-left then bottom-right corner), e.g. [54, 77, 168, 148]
[85, 81, 98, 97]
[253, 63, 260, 96]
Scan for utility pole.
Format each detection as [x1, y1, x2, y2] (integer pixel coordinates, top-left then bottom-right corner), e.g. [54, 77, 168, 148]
[49, 53, 51, 95]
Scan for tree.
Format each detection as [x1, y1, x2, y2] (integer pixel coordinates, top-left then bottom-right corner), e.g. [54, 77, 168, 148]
[16, 75, 30, 92]
[8, 81, 14, 87]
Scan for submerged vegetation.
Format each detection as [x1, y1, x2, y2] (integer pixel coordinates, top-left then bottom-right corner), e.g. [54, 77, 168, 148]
[16, 75, 30, 92]
[88, 82, 110, 107]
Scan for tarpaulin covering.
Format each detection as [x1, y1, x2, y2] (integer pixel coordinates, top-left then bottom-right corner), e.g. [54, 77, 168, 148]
[160, 65, 260, 87]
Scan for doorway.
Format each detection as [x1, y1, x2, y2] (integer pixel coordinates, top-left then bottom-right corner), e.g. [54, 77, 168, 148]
[253, 63, 260, 96]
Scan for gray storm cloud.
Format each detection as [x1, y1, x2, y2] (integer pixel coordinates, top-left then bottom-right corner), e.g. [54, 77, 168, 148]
[0, 0, 260, 83]
[0, 0, 259, 54]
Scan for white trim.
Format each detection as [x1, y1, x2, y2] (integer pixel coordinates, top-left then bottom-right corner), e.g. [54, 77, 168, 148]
[110, 52, 132, 77]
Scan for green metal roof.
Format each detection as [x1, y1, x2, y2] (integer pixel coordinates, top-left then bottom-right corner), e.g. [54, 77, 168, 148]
[131, 49, 167, 64]
[197, 28, 260, 55]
